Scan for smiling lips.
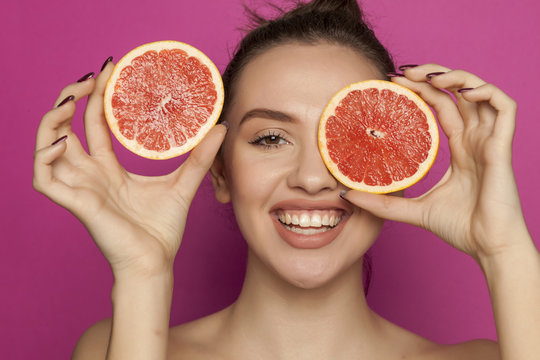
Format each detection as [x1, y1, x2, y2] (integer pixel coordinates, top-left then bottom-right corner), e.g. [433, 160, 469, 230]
[270, 201, 351, 249]
[276, 210, 343, 235]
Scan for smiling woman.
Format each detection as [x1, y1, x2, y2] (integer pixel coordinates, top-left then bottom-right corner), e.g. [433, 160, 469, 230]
[31, 0, 540, 359]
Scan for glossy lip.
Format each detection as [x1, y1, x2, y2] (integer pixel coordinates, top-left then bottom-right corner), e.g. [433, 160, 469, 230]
[269, 198, 354, 250]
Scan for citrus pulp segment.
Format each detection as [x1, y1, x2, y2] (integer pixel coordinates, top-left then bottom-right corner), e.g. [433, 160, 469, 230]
[104, 41, 224, 159]
[318, 80, 439, 194]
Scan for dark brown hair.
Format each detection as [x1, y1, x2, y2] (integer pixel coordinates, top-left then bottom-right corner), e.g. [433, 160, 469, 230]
[222, 0, 392, 294]
[220, 0, 395, 123]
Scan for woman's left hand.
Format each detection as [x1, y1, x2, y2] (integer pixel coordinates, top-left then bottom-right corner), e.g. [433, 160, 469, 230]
[342, 64, 531, 261]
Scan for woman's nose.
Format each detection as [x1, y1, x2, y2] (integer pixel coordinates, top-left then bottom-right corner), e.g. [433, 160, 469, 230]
[286, 142, 338, 194]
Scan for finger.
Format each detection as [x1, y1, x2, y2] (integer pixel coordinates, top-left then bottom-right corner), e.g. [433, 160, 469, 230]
[84, 57, 116, 156]
[38, 75, 97, 151]
[342, 190, 423, 227]
[423, 70, 486, 129]
[400, 65, 483, 130]
[174, 124, 228, 203]
[33, 138, 75, 207]
[400, 63, 452, 82]
[37, 97, 88, 161]
[391, 76, 464, 138]
[53, 72, 96, 107]
[460, 84, 517, 144]
[36, 98, 77, 150]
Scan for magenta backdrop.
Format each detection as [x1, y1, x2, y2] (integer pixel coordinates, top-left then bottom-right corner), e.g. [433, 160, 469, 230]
[1, 0, 539, 358]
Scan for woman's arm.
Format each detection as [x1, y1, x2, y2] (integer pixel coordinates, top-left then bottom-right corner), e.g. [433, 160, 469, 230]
[479, 236, 540, 360]
[342, 64, 539, 359]
[33, 59, 227, 359]
[106, 271, 174, 359]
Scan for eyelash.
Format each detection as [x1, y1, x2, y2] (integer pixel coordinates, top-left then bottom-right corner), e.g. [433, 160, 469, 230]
[248, 131, 290, 149]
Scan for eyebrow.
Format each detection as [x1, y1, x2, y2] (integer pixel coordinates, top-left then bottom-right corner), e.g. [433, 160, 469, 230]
[239, 108, 294, 126]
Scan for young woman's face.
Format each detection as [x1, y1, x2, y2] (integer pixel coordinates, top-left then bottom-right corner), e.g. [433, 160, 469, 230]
[213, 43, 385, 288]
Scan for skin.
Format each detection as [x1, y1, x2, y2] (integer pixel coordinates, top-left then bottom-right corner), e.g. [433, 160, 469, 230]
[33, 41, 538, 360]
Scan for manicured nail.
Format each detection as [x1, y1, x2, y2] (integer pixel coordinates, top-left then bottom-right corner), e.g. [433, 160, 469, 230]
[457, 87, 474, 93]
[100, 56, 113, 72]
[398, 64, 418, 71]
[51, 135, 68, 146]
[221, 121, 230, 130]
[56, 95, 75, 107]
[387, 72, 405, 78]
[426, 72, 446, 80]
[339, 190, 349, 199]
[77, 72, 94, 82]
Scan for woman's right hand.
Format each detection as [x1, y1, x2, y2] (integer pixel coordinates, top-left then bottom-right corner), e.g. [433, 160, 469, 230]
[33, 60, 228, 279]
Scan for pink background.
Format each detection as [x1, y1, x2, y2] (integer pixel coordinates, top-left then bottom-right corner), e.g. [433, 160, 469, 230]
[2, 0, 539, 358]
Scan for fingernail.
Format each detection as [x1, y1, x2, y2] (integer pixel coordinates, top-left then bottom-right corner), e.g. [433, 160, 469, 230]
[457, 87, 474, 93]
[221, 120, 230, 130]
[100, 56, 113, 72]
[398, 64, 418, 71]
[339, 190, 349, 199]
[426, 72, 446, 80]
[77, 72, 94, 82]
[57, 95, 75, 107]
[387, 72, 405, 78]
[51, 135, 68, 146]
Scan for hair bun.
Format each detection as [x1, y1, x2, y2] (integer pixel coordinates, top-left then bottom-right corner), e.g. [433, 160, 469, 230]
[286, 0, 363, 20]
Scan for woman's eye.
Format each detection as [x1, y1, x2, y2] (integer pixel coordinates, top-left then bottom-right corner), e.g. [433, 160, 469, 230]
[249, 132, 290, 149]
[261, 135, 286, 145]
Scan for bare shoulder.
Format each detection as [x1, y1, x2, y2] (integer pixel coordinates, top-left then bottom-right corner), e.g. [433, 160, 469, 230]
[168, 308, 231, 359]
[71, 318, 112, 359]
[421, 339, 501, 360]
[70, 308, 231, 360]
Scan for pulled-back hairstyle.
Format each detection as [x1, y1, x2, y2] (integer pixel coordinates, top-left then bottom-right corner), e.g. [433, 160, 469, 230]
[221, 0, 393, 294]
[220, 0, 395, 122]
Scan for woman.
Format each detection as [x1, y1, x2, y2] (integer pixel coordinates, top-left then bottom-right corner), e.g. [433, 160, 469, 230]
[33, 0, 539, 358]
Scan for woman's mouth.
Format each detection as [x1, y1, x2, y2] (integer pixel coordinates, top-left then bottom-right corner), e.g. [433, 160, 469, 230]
[276, 210, 344, 235]
[270, 202, 350, 249]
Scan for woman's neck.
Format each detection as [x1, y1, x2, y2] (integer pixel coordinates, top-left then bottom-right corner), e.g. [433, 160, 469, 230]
[222, 250, 385, 359]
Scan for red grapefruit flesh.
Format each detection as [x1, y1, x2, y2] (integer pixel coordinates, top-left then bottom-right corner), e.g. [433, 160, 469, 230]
[104, 41, 224, 159]
[318, 80, 439, 194]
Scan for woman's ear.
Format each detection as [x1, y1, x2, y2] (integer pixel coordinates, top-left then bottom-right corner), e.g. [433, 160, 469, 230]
[210, 155, 231, 204]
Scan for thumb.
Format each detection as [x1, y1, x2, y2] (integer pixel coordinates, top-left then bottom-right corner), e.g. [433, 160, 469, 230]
[174, 123, 228, 202]
[341, 190, 423, 227]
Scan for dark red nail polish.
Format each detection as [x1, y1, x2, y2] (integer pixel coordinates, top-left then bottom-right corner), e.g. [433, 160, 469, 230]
[56, 95, 75, 107]
[77, 72, 94, 82]
[339, 190, 349, 199]
[398, 64, 418, 71]
[457, 87, 474, 93]
[100, 56, 113, 72]
[51, 135, 68, 146]
[426, 72, 446, 80]
[387, 72, 405, 78]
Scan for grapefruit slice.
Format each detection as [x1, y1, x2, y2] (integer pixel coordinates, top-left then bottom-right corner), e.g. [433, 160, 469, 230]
[104, 41, 224, 159]
[319, 80, 439, 194]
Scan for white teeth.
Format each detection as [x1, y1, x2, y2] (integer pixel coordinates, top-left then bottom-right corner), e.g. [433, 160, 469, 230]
[285, 225, 329, 235]
[329, 216, 336, 227]
[299, 214, 310, 227]
[322, 214, 330, 226]
[278, 211, 342, 228]
[311, 214, 322, 227]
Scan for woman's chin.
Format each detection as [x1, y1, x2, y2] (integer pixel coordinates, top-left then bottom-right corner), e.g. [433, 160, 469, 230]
[271, 255, 352, 290]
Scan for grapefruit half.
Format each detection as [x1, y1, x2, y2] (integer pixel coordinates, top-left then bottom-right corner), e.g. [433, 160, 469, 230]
[319, 80, 439, 194]
[104, 41, 224, 159]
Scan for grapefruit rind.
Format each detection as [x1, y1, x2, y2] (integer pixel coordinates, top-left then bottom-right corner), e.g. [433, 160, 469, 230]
[104, 40, 224, 160]
[318, 80, 439, 194]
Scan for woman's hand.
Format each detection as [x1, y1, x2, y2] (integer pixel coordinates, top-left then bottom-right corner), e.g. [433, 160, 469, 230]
[342, 64, 531, 261]
[33, 60, 227, 278]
